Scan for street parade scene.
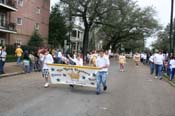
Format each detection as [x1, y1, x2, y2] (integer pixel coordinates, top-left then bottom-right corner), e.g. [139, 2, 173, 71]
[0, 0, 175, 116]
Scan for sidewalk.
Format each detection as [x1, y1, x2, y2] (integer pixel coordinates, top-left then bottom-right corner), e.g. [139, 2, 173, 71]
[0, 62, 24, 78]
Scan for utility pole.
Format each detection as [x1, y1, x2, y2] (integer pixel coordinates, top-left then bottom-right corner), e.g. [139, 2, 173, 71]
[170, 0, 174, 53]
[68, 4, 72, 54]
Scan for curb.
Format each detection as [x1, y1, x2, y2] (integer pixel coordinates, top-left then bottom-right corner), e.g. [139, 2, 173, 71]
[0, 71, 25, 78]
[163, 74, 175, 87]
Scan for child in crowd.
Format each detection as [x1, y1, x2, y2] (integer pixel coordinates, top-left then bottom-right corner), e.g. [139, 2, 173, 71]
[23, 50, 30, 73]
[40, 48, 54, 88]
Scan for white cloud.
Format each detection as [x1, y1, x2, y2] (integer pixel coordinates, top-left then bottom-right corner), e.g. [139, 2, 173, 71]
[136, 0, 171, 26]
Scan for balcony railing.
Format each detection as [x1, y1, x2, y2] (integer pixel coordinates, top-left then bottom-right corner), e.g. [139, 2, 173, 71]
[0, 0, 17, 11]
[0, 22, 17, 33]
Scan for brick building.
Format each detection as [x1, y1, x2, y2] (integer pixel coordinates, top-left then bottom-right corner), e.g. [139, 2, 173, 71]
[0, 0, 50, 45]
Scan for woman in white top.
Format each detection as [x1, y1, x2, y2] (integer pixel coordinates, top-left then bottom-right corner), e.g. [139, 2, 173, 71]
[68, 53, 83, 88]
[68, 53, 83, 66]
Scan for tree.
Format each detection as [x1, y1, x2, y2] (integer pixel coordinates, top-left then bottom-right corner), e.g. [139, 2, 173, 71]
[152, 31, 169, 51]
[60, 0, 114, 56]
[28, 31, 43, 48]
[151, 20, 175, 52]
[49, 4, 68, 48]
[99, 0, 160, 51]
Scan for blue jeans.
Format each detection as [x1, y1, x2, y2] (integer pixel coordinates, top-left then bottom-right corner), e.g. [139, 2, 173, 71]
[24, 65, 30, 73]
[96, 71, 107, 93]
[0, 60, 3, 74]
[150, 62, 154, 74]
[17, 56, 22, 64]
[57, 57, 62, 64]
[155, 64, 163, 78]
[30, 63, 35, 72]
[170, 68, 175, 80]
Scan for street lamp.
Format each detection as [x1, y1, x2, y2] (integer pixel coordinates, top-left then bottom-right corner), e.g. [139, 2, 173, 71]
[170, 0, 174, 53]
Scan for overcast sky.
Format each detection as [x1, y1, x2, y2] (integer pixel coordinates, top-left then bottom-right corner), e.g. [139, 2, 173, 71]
[50, 0, 173, 47]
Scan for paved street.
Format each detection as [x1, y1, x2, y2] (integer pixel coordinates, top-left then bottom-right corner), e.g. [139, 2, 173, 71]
[0, 59, 175, 116]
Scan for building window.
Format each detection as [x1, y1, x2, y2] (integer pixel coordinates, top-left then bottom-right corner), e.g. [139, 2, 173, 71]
[36, 7, 41, 14]
[78, 31, 80, 38]
[0, 13, 6, 27]
[18, 0, 23, 7]
[16, 18, 22, 25]
[35, 23, 40, 30]
[0, 39, 4, 45]
[72, 30, 76, 37]
[16, 40, 21, 45]
[0, 0, 6, 4]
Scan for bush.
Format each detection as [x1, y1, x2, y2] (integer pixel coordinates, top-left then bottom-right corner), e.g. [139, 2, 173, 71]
[6, 55, 17, 62]
[6, 45, 38, 55]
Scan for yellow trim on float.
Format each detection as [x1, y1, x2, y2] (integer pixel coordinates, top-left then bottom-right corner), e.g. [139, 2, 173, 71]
[47, 64, 100, 70]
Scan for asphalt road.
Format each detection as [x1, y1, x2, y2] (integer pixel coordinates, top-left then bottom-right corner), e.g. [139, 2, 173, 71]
[0, 60, 175, 116]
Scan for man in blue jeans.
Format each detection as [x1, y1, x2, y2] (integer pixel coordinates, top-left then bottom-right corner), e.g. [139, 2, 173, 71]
[153, 50, 164, 80]
[95, 50, 110, 95]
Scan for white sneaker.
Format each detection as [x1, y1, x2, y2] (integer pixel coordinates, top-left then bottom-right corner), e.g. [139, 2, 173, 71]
[155, 76, 158, 79]
[44, 83, 49, 88]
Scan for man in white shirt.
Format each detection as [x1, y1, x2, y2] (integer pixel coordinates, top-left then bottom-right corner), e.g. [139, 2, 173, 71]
[0, 46, 7, 74]
[143, 53, 147, 65]
[153, 50, 164, 80]
[140, 52, 144, 63]
[95, 50, 110, 95]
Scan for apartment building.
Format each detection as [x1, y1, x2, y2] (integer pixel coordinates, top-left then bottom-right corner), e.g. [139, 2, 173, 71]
[0, 0, 50, 45]
[70, 17, 84, 52]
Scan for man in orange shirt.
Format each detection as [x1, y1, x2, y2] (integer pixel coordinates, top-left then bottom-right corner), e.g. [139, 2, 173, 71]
[15, 45, 23, 64]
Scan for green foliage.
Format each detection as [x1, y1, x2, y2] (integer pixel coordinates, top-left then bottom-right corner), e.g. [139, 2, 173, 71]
[6, 55, 17, 62]
[28, 31, 43, 49]
[49, 4, 68, 48]
[60, 0, 113, 55]
[99, 0, 160, 51]
[60, 0, 160, 54]
[152, 29, 169, 51]
[151, 20, 175, 52]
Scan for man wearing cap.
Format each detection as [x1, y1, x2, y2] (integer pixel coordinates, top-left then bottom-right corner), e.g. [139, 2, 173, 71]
[95, 50, 110, 95]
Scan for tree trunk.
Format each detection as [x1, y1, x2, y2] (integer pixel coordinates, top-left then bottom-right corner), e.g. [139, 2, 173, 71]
[82, 26, 90, 60]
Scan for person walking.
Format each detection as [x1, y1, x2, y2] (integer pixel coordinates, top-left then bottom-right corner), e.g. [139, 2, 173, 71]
[15, 45, 23, 65]
[153, 50, 164, 80]
[41, 48, 54, 88]
[169, 56, 175, 81]
[95, 50, 110, 95]
[149, 53, 154, 75]
[57, 49, 62, 64]
[68, 53, 83, 66]
[23, 50, 30, 73]
[118, 53, 126, 72]
[29, 51, 35, 72]
[143, 53, 147, 65]
[0, 46, 7, 74]
[133, 52, 140, 66]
